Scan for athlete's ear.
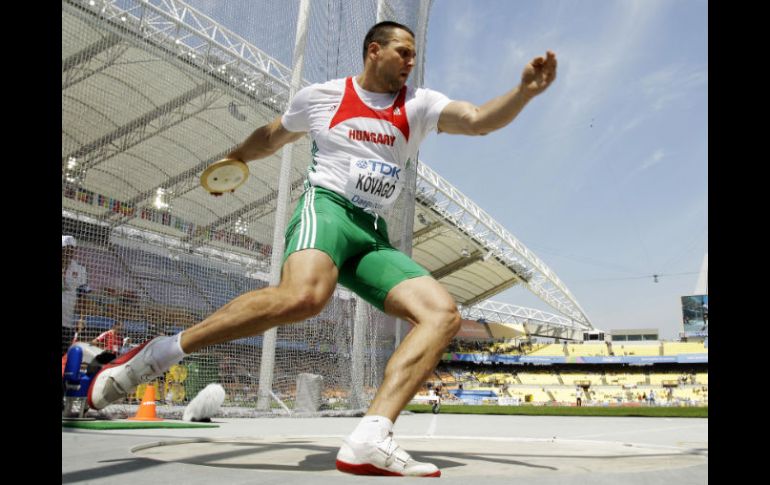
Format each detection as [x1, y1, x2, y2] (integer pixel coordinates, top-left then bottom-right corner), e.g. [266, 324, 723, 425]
[367, 42, 381, 63]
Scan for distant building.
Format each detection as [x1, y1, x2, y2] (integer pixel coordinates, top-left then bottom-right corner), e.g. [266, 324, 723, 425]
[609, 328, 659, 342]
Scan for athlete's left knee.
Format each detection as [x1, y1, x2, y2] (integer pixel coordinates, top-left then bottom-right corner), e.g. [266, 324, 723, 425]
[446, 306, 461, 339]
[433, 302, 461, 342]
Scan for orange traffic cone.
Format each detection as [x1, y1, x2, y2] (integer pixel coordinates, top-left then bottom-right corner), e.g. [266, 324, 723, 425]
[128, 384, 163, 421]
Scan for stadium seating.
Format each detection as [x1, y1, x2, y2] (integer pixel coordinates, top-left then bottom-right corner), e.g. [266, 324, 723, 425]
[615, 343, 660, 356]
[526, 344, 564, 356]
[608, 372, 647, 386]
[662, 342, 707, 355]
[670, 387, 707, 404]
[560, 372, 603, 385]
[436, 370, 456, 384]
[506, 387, 551, 403]
[567, 343, 610, 356]
[83, 315, 116, 332]
[476, 372, 516, 385]
[649, 373, 683, 385]
[517, 372, 561, 386]
[438, 364, 708, 406]
[548, 387, 577, 403]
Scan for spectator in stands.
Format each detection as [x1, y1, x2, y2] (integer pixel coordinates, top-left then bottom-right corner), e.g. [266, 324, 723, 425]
[62, 235, 90, 356]
[91, 321, 123, 354]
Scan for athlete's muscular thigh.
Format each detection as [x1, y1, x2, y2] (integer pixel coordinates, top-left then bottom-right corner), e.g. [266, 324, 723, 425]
[279, 249, 339, 315]
[383, 275, 458, 325]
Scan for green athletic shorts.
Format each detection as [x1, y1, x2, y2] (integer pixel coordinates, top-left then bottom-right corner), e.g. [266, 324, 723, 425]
[283, 186, 430, 311]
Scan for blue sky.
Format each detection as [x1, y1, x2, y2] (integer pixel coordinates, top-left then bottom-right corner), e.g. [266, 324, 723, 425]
[186, 0, 708, 340]
[419, 0, 707, 340]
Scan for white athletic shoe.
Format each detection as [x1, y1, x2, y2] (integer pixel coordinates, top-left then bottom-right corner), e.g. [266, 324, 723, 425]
[87, 337, 169, 410]
[336, 432, 441, 477]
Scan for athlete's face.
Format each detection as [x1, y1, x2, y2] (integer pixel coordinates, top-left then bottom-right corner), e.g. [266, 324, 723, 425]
[373, 29, 416, 92]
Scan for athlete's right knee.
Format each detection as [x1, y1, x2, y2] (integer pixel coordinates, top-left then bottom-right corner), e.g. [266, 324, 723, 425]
[280, 287, 329, 320]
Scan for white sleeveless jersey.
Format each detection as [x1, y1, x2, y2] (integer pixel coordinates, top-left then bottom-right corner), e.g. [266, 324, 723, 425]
[281, 77, 451, 215]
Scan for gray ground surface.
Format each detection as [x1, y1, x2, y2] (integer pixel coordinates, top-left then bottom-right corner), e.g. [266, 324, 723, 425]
[62, 413, 707, 484]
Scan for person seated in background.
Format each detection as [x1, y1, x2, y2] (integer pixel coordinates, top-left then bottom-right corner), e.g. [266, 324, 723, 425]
[92, 321, 123, 354]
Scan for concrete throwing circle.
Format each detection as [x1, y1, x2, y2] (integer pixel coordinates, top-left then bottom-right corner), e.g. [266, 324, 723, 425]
[132, 435, 707, 476]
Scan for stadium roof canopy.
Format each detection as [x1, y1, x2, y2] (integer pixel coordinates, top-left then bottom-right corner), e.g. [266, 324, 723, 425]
[462, 300, 587, 340]
[62, 0, 593, 335]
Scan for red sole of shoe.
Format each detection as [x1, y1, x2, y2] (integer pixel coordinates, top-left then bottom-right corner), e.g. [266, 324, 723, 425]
[336, 460, 441, 477]
[86, 340, 151, 410]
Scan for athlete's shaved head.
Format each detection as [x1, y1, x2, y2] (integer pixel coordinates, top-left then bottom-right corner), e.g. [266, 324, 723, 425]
[362, 21, 415, 62]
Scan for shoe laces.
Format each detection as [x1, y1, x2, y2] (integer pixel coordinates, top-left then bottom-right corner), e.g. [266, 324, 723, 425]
[377, 432, 412, 467]
[126, 342, 161, 382]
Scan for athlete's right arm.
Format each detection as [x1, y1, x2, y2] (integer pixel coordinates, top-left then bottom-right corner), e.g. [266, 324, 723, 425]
[226, 116, 305, 162]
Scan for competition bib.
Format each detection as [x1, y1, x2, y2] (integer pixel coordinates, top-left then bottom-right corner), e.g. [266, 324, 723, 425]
[345, 158, 403, 212]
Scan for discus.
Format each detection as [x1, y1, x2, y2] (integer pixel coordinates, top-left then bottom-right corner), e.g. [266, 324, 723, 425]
[200, 158, 249, 195]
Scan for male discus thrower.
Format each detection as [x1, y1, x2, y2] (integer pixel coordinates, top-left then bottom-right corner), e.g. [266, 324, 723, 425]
[200, 158, 249, 195]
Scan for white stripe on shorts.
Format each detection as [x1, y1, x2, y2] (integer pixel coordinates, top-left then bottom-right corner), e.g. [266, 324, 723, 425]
[296, 188, 310, 251]
[309, 187, 317, 248]
[298, 187, 316, 250]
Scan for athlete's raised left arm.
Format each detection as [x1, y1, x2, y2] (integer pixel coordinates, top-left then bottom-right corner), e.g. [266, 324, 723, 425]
[437, 50, 557, 136]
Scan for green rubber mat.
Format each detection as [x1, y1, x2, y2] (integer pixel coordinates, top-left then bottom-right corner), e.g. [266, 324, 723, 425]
[62, 420, 219, 429]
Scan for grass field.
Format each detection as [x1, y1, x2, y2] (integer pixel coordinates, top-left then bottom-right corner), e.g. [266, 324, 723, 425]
[405, 404, 707, 418]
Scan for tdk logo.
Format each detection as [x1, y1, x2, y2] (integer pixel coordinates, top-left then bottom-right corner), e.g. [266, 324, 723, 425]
[356, 160, 368, 169]
[360, 160, 401, 179]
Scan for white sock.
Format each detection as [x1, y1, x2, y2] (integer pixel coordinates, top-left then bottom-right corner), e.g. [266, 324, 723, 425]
[349, 415, 393, 442]
[152, 332, 189, 371]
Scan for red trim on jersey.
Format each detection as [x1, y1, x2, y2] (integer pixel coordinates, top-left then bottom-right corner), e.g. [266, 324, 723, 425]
[329, 77, 410, 141]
